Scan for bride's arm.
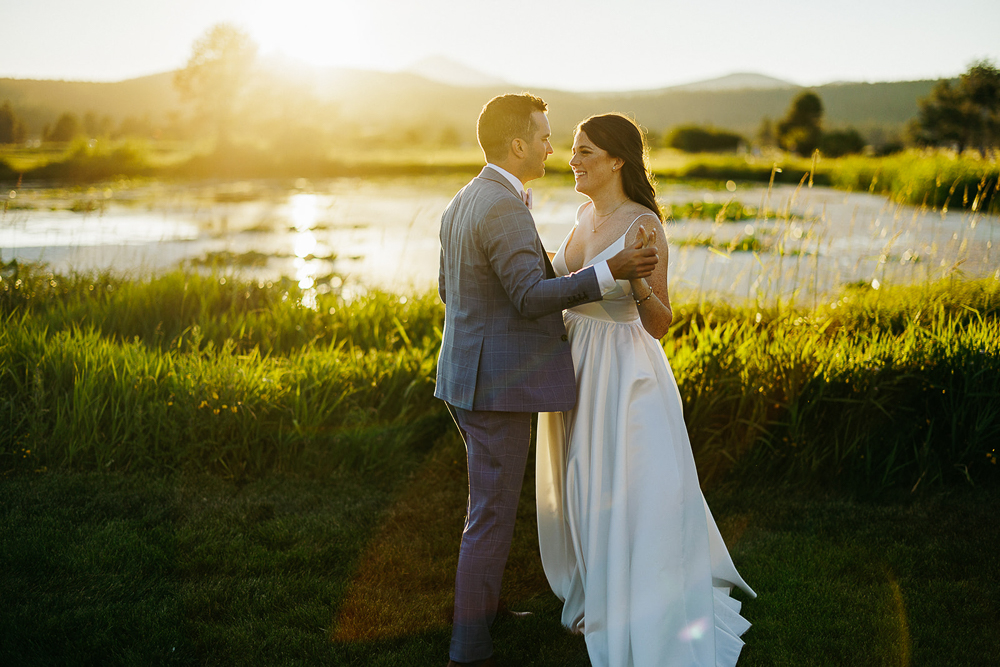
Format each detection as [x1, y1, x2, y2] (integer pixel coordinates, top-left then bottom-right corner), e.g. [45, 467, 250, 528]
[625, 217, 673, 339]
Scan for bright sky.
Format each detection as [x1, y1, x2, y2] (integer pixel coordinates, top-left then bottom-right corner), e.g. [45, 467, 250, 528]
[2, 0, 998, 91]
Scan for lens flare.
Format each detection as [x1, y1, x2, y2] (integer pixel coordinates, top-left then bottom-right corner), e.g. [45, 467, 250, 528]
[678, 616, 710, 642]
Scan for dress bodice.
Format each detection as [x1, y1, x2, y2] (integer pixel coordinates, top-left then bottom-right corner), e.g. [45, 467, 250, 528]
[552, 213, 651, 324]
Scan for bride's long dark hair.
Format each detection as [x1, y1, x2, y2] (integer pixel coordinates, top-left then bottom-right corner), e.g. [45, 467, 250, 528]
[577, 113, 663, 222]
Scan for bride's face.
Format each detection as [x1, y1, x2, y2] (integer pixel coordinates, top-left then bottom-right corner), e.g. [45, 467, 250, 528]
[570, 130, 620, 195]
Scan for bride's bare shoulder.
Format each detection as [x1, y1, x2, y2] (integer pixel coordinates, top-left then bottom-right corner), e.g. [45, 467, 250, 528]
[623, 205, 665, 245]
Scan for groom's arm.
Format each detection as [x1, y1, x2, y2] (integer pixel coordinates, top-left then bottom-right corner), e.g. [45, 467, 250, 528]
[480, 198, 605, 320]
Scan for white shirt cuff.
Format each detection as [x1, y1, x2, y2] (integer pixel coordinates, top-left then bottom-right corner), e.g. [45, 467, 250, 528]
[594, 260, 616, 295]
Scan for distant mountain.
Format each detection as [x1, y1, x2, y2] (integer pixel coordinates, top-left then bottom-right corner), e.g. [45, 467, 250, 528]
[663, 72, 800, 92]
[406, 56, 507, 88]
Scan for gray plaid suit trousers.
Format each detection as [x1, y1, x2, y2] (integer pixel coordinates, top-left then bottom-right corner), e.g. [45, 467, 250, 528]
[447, 404, 531, 662]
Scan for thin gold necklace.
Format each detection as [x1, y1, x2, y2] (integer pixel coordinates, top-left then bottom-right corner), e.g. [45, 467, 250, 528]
[592, 199, 628, 233]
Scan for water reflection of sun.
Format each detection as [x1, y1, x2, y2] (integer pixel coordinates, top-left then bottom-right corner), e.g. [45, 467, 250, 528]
[288, 192, 324, 307]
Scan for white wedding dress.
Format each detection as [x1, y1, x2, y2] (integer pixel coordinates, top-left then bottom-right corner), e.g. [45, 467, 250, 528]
[536, 214, 756, 667]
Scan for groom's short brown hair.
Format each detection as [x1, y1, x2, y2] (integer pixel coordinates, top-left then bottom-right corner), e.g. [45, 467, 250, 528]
[477, 93, 547, 163]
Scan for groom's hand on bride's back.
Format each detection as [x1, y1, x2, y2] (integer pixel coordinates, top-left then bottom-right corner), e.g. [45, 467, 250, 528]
[607, 230, 658, 280]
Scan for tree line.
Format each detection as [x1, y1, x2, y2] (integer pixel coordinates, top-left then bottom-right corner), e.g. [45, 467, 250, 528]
[660, 60, 999, 157]
[0, 105, 166, 144]
[640, 93, 874, 157]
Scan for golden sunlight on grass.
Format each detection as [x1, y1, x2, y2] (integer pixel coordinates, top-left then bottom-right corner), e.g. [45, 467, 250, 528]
[329, 432, 465, 641]
[885, 570, 913, 667]
[330, 430, 550, 642]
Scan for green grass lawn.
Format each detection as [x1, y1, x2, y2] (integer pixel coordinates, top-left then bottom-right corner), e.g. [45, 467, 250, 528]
[2, 429, 997, 666]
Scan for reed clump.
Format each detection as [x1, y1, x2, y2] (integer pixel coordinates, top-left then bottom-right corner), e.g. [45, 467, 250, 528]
[2, 262, 997, 496]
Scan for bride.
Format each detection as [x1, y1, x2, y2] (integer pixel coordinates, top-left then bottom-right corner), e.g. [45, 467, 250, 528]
[536, 113, 756, 666]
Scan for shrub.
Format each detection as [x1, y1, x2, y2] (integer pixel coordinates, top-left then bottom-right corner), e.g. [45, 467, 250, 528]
[44, 112, 83, 142]
[819, 128, 866, 157]
[666, 125, 744, 153]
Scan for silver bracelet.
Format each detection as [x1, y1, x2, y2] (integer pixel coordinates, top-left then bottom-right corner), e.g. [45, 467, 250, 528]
[634, 289, 653, 306]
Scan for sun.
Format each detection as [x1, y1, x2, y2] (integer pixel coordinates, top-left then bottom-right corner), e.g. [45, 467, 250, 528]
[244, 0, 378, 69]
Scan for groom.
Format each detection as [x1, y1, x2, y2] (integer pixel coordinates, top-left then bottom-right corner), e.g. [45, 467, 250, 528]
[436, 93, 658, 666]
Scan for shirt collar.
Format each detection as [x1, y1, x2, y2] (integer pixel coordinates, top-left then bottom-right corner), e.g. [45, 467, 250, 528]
[485, 163, 524, 196]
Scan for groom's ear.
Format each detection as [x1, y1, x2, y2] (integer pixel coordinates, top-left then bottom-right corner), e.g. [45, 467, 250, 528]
[510, 137, 526, 159]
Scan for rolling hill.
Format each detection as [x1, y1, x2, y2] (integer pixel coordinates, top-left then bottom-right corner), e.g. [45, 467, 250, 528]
[0, 65, 939, 146]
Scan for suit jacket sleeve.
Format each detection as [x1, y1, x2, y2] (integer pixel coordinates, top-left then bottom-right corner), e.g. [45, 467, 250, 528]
[478, 196, 600, 320]
[438, 246, 446, 304]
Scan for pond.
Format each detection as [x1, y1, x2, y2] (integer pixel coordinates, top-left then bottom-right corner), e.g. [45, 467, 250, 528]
[2, 175, 997, 305]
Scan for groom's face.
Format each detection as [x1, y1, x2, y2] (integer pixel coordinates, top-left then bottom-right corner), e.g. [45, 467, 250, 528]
[522, 111, 553, 182]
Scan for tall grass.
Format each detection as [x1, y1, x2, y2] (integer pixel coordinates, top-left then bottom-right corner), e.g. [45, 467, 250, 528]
[0, 261, 443, 355]
[670, 294, 1000, 494]
[2, 262, 998, 495]
[0, 318, 444, 476]
[831, 149, 1000, 212]
[1, 263, 448, 477]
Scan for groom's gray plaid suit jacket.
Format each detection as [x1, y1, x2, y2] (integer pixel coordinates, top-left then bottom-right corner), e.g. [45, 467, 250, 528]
[435, 167, 604, 412]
